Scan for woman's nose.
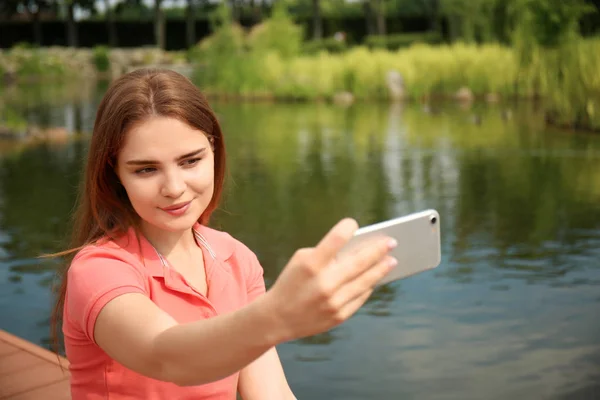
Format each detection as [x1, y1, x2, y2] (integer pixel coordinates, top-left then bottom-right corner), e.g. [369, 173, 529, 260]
[160, 170, 186, 198]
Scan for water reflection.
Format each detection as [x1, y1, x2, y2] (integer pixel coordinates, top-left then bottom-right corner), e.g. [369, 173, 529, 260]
[0, 141, 85, 257]
[0, 80, 102, 133]
[0, 86, 599, 399]
[0, 139, 85, 345]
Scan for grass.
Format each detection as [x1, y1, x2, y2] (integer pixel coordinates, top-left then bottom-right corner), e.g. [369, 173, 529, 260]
[192, 42, 520, 101]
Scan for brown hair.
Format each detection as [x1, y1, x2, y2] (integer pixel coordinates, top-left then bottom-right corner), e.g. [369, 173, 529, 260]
[49, 68, 227, 355]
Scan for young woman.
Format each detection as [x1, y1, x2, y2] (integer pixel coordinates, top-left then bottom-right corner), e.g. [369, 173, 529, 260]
[50, 68, 398, 399]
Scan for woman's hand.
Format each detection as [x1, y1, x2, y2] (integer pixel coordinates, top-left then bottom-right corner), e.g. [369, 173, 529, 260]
[263, 218, 397, 342]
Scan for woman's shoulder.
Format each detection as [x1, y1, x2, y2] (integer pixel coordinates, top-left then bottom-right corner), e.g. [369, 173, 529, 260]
[70, 231, 148, 274]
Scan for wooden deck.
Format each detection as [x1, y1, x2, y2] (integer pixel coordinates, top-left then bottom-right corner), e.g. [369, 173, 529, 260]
[0, 329, 70, 400]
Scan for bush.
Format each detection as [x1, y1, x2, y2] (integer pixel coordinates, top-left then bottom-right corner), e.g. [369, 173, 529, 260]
[247, 2, 303, 58]
[12, 42, 37, 50]
[93, 46, 110, 72]
[538, 37, 600, 131]
[303, 38, 348, 54]
[1, 106, 28, 132]
[2, 47, 88, 81]
[192, 42, 519, 101]
[364, 32, 443, 50]
[10, 49, 62, 77]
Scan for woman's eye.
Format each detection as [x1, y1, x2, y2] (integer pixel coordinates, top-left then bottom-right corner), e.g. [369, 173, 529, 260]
[183, 158, 202, 167]
[135, 167, 156, 175]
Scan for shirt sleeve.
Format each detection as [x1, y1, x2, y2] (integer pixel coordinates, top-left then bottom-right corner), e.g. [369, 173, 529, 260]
[244, 249, 267, 303]
[65, 247, 147, 343]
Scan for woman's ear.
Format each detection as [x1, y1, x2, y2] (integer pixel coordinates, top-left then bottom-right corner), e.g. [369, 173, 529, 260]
[208, 136, 215, 151]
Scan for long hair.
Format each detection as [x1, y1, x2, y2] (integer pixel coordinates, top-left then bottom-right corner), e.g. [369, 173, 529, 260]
[49, 68, 227, 355]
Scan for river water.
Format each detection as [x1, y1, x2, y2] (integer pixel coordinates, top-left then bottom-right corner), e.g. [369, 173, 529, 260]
[0, 82, 599, 399]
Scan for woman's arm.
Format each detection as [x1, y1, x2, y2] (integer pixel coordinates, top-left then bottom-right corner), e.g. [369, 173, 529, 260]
[94, 291, 284, 386]
[93, 218, 396, 387]
[237, 347, 296, 400]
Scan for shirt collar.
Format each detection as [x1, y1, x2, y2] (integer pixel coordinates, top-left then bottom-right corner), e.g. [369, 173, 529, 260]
[193, 222, 236, 262]
[112, 222, 236, 277]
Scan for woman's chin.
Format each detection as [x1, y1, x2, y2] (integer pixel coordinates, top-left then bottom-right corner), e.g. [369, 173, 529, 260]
[146, 213, 202, 233]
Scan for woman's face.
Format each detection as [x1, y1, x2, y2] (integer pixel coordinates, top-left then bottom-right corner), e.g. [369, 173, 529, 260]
[116, 116, 215, 234]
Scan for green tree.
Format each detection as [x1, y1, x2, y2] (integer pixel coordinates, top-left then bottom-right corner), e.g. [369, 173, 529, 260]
[509, 0, 592, 47]
[439, 0, 495, 42]
[248, 1, 302, 58]
[114, 0, 152, 20]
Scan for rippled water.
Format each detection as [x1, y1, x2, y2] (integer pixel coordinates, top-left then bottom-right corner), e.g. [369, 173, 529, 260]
[0, 83, 599, 399]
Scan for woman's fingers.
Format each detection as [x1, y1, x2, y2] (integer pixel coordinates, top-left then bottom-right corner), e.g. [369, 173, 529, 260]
[311, 218, 359, 269]
[324, 235, 397, 288]
[336, 290, 373, 322]
[328, 255, 397, 313]
[335, 255, 395, 320]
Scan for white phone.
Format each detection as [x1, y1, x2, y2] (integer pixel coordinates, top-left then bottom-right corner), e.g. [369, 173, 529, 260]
[339, 209, 442, 286]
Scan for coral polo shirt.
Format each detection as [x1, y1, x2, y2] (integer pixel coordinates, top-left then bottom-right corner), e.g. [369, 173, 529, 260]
[63, 223, 266, 399]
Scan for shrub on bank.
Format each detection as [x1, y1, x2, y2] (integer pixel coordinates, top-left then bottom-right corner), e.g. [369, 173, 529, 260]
[0, 46, 93, 81]
[537, 38, 600, 131]
[1, 27, 598, 132]
[0, 46, 190, 84]
[189, 18, 600, 132]
[93, 46, 111, 72]
[365, 32, 443, 50]
[191, 41, 519, 101]
[303, 38, 348, 54]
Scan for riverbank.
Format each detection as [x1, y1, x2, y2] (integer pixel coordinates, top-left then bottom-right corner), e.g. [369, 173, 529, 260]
[0, 45, 190, 84]
[1, 38, 599, 135]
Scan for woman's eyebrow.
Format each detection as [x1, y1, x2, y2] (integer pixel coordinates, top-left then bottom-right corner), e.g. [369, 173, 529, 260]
[125, 148, 207, 165]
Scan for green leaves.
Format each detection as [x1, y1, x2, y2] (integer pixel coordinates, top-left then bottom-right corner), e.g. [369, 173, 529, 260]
[510, 0, 594, 47]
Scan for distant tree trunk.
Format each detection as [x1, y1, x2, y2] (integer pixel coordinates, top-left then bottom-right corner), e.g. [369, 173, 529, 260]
[312, 0, 322, 40]
[448, 15, 460, 42]
[426, 0, 440, 33]
[186, 0, 196, 48]
[66, 2, 77, 47]
[104, 0, 117, 47]
[250, 0, 262, 23]
[32, 8, 42, 46]
[374, 0, 386, 35]
[363, 0, 376, 36]
[154, 0, 165, 49]
[229, 0, 239, 22]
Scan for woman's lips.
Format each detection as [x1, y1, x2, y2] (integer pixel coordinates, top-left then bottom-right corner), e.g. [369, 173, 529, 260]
[161, 201, 191, 216]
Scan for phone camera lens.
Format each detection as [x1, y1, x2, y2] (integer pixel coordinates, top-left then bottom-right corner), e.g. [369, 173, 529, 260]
[430, 215, 437, 225]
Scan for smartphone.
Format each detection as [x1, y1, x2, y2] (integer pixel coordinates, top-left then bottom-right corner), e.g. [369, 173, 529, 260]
[339, 209, 442, 286]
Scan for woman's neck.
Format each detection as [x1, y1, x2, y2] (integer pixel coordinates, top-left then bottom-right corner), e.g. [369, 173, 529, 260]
[140, 222, 198, 258]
